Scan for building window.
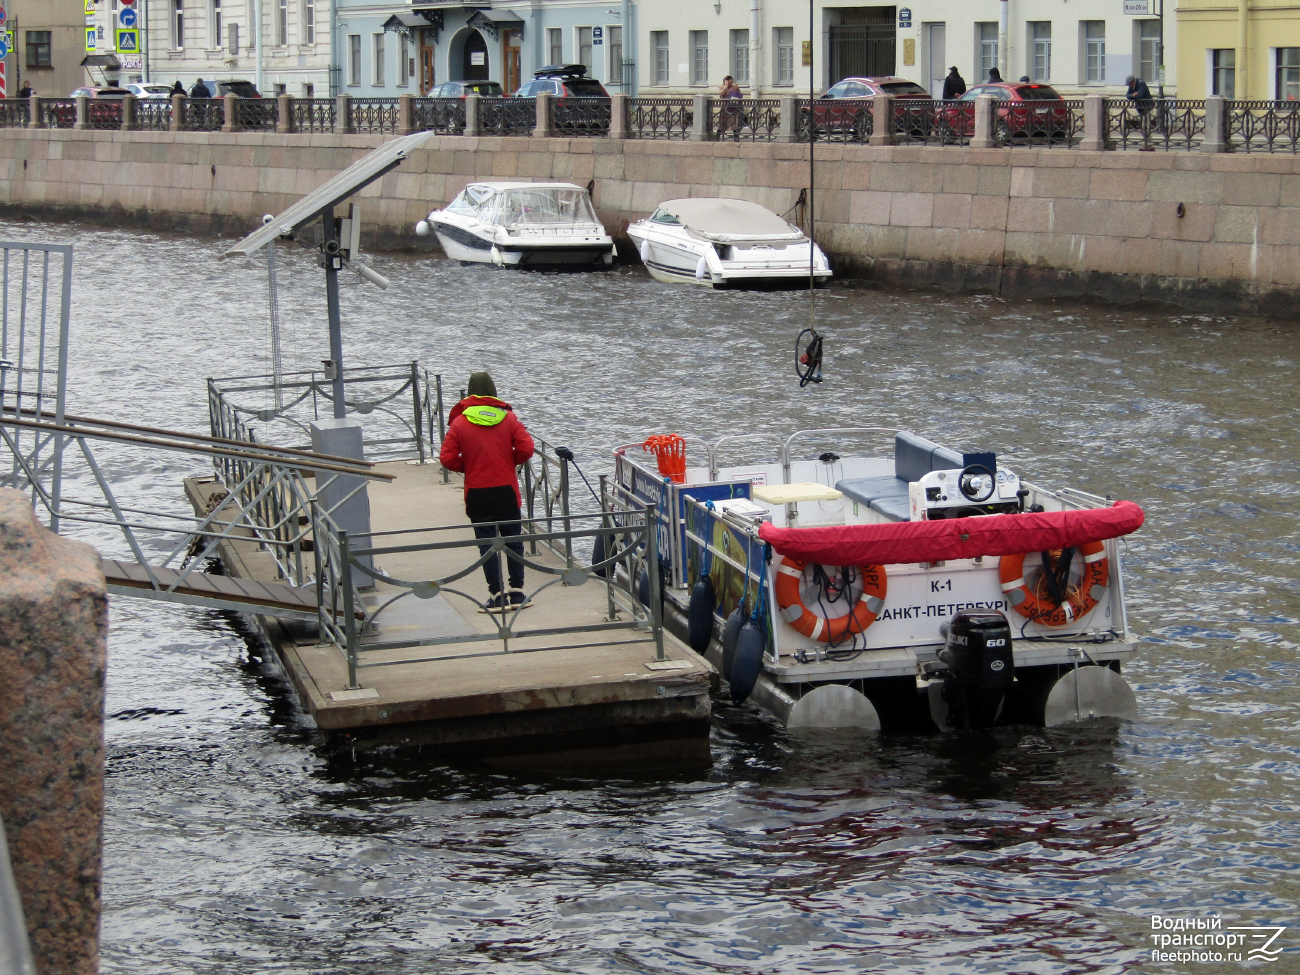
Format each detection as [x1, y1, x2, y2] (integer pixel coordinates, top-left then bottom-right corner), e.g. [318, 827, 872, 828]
[210, 0, 221, 50]
[691, 30, 709, 85]
[609, 26, 623, 85]
[652, 31, 669, 84]
[1278, 48, 1300, 101]
[730, 29, 750, 85]
[173, 1, 184, 50]
[1137, 20, 1160, 83]
[26, 31, 52, 68]
[398, 34, 409, 86]
[977, 22, 998, 80]
[577, 27, 593, 71]
[274, 83, 286, 95]
[1212, 48, 1235, 99]
[303, 0, 315, 45]
[348, 34, 361, 86]
[1083, 21, 1105, 84]
[277, 0, 288, 45]
[774, 27, 794, 85]
[1029, 22, 1050, 82]
[373, 33, 385, 85]
[548, 28, 562, 66]
[228, 22, 240, 55]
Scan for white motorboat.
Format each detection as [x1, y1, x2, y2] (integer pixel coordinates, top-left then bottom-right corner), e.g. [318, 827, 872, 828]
[415, 182, 616, 268]
[601, 429, 1144, 733]
[626, 198, 832, 287]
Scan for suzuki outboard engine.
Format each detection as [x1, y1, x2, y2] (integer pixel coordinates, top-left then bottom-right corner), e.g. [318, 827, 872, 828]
[938, 610, 1015, 731]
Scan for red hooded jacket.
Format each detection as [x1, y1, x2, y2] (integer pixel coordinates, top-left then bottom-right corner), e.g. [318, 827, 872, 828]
[439, 395, 535, 505]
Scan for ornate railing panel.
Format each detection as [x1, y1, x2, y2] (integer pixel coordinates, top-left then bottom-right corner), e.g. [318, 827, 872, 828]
[628, 97, 693, 139]
[711, 97, 781, 142]
[185, 98, 225, 131]
[0, 99, 31, 128]
[481, 97, 536, 136]
[552, 96, 611, 136]
[797, 98, 873, 143]
[412, 97, 465, 134]
[1109, 98, 1206, 151]
[896, 99, 962, 146]
[235, 98, 279, 131]
[39, 99, 77, 129]
[1227, 100, 1300, 153]
[135, 99, 173, 131]
[86, 99, 124, 130]
[997, 99, 1084, 147]
[292, 97, 336, 133]
[350, 97, 400, 134]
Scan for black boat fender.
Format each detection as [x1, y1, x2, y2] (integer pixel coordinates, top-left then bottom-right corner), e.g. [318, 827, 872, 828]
[687, 575, 715, 654]
[721, 604, 746, 681]
[730, 618, 765, 705]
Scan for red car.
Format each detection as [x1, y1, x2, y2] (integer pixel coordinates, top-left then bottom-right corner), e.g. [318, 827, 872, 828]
[939, 82, 1073, 142]
[804, 76, 932, 139]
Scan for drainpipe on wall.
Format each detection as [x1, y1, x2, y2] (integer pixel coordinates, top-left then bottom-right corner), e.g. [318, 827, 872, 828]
[329, 0, 338, 95]
[255, 0, 264, 94]
[750, 0, 761, 93]
[142, 0, 150, 82]
[622, 0, 634, 95]
[1237, 0, 1248, 99]
[998, 0, 1009, 79]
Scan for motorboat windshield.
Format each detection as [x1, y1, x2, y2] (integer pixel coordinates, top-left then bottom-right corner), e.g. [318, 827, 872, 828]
[445, 183, 602, 231]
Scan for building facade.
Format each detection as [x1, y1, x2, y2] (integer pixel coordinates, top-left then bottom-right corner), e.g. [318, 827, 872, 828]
[638, 1, 1175, 97]
[1177, 0, 1297, 100]
[332, 0, 636, 99]
[3, 0, 89, 96]
[140, 0, 332, 96]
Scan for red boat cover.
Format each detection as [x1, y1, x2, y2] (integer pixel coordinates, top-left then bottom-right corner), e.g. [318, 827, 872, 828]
[757, 500, 1145, 566]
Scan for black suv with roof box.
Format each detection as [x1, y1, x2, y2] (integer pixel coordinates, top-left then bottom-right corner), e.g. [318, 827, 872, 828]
[512, 65, 610, 133]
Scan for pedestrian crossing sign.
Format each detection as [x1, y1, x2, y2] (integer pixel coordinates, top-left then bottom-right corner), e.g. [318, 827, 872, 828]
[85, 0, 95, 12]
[115, 28, 139, 54]
[85, 26, 97, 52]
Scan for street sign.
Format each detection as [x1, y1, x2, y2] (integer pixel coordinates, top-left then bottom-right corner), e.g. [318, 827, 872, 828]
[115, 28, 138, 53]
[0, 7, 7, 26]
[119, 8, 136, 28]
[0, 61, 6, 100]
[1123, 1, 1151, 14]
[120, 0, 135, 6]
[84, 0, 94, 12]
[899, 7, 912, 28]
[0, 36, 6, 59]
[86, 25, 96, 51]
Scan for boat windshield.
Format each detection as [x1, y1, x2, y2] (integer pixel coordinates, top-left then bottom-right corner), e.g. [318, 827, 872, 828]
[488, 188, 600, 228]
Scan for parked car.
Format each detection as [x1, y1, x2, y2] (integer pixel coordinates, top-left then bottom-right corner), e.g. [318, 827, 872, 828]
[514, 65, 609, 133]
[939, 82, 1072, 142]
[125, 83, 174, 99]
[427, 81, 504, 98]
[803, 76, 932, 139]
[65, 86, 130, 127]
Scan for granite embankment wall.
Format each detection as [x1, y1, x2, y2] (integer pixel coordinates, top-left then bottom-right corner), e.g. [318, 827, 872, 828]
[3, 128, 1300, 312]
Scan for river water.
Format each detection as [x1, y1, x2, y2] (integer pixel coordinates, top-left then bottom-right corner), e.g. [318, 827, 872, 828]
[5, 218, 1299, 973]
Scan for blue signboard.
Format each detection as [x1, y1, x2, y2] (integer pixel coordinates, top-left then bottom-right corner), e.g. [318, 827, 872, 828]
[119, 8, 137, 28]
[899, 7, 912, 27]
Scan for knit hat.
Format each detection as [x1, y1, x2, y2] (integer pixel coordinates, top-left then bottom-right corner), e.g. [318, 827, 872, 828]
[467, 371, 496, 397]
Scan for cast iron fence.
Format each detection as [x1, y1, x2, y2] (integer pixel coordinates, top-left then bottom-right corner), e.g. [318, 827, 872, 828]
[1227, 100, 1300, 152]
[797, 97, 872, 143]
[481, 97, 535, 136]
[628, 96, 693, 139]
[292, 97, 336, 133]
[136, 99, 173, 130]
[187, 98, 224, 131]
[350, 98, 400, 134]
[412, 97, 465, 134]
[1108, 98, 1206, 151]
[235, 98, 278, 131]
[895, 99, 969, 146]
[997, 98, 1084, 147]
[552, 96, 611, 136]
[39, 99, 77, 129]
[711, 97, 781, 142]
[0, 99, 30, 128]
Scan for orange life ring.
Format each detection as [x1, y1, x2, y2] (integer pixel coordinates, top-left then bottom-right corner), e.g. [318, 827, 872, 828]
[774, 556, 887, 643]
[999, 541, 1109, 627]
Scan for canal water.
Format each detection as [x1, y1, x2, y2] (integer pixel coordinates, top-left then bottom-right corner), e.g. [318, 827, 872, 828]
[5, 218, 1299, 973]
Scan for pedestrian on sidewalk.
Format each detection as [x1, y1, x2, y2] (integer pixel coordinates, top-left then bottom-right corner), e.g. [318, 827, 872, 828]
[717, 75, 745, 141]
[1125, 75, 1154, 130]
[942, 66, 966, 100]
[987, 66, 1003, 83]
[18, 81, 34, 99]
[439, 372, 536, 611]
[171, 80, 185, 97]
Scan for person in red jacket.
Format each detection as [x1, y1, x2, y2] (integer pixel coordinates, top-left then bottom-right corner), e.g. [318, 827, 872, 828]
[439, 372, 536, 609]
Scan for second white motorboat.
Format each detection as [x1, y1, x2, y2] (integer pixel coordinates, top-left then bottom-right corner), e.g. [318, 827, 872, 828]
[415, 182, 616, 268]
[627, 198, 832, 287]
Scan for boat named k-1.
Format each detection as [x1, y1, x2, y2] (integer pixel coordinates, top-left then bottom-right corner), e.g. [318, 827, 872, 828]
[599, 429, 1144, 732]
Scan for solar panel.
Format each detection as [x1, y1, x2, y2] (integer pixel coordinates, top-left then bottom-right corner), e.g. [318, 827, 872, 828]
[223, 130, 439, 257]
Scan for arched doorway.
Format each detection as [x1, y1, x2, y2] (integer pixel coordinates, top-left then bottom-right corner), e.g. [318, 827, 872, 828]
[462, 30, 489, 81]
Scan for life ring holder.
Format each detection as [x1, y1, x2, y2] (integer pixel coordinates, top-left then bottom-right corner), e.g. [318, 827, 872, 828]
[774, 556, 887, 643]
[999, 541, 1109, 627]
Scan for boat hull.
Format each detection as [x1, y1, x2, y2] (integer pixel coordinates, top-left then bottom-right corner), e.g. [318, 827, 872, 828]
[433, 221, 615, 268]
[628, 224, 832, 288]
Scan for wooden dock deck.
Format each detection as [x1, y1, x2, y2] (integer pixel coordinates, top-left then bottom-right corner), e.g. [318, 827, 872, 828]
[184, 461, 715, 768]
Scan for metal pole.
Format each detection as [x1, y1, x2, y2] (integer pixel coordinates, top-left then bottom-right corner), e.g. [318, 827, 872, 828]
[321, 208, 347, 420]
[998, 0, 1009, 79]
[340, 530, 359, 688]
[142, 0, 151, 83]
[410, 361, 424, 463]
[599, 475, 617, 620]
[1157, 0, 1166, 99]
[255, 0, 264, 95]
[646, 502, 664, 661]
[434, 372, 447, 482]
[560, 456, 572, 567]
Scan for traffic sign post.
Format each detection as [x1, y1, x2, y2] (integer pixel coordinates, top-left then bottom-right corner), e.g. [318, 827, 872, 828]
[0, 8, 7, 26]
[85, 26, 96, 52]
[115, 28, 139, 54]
[119, 8, 136, 28]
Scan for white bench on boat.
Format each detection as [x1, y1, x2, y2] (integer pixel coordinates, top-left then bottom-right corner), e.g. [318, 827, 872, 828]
[752, 482, 843, 505]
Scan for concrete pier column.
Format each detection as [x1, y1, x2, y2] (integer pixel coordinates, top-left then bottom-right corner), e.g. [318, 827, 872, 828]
[398, 93, 414, 135]
[690, 94, 712, 141]
[777, 95, 798, 142]
[277, 93, 294, 133]
[608, 93, 629, 139]
[73, 94, 89, 131]
[0, 489, 108, 975]
[27, 94, 41, 129]
[464, 93, 482, 137]
[1203, 95, 1228, 153]
[970, 94, 997, 149]
[170, 94, 185, 131]
[335, 93, 353, 134]
[221, 93, 240, 132]
[1080, 94, 1108, 151]
[120, 93, 137, 131]
[534, 92, 554, 139]
[868, 93, 895, 145]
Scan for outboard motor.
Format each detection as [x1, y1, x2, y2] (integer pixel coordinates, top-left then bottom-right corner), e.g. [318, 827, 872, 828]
[938, 610, 1015, 731]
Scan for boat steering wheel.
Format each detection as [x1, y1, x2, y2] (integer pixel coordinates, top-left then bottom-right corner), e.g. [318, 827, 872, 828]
[958, 464, 996, 503]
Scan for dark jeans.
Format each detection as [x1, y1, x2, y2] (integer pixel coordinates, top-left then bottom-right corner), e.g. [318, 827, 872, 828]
[466, 485, 524, 595]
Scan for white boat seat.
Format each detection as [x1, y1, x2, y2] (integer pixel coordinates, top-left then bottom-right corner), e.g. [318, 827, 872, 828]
[752, 482, 843, 505]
